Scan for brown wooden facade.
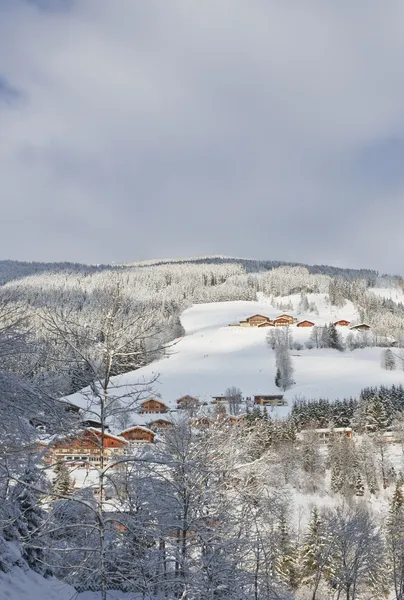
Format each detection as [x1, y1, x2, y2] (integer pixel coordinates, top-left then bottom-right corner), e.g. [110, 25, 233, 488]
[297, 320, 315, 327]
[275, 314, 296, 324]
[176, 395, 200, 409]
[140, 399, 168, 414]
[274, 318, 291, 327]
[245, 314, 271, 326]
[254, 394, 286, 406]
[334, 319, 350, 327]
[119, 426, 156, 443]
[147, 419, 172, 430]
[258, 321, 274, 328]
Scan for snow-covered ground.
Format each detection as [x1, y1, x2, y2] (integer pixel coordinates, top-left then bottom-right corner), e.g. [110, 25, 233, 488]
[65, 295, 404, 424]
[0, 568, 76, 600]
[371, 286, 404, 303]
[0, 567, 155, 600]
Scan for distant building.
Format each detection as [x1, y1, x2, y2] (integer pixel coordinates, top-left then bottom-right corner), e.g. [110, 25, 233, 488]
[119, 425, 156, 443]
[334, 319, 350, 327]
[147, 418, 173, 430]
[176, 395, 200, 409]
[139, 399, 168, 414]
[274, 318, 291, 327]
[296, 320, 315, 328]
[254, 394, 287, 406]
[245, 314, 271, 326]
[48, 428, 127, 465]
[301, 427, 353, 444]
[211, 395, 229, 404]
[350, 323, 371, 331]
[258, 321, 275, 328]
[275, 314, 297, 324]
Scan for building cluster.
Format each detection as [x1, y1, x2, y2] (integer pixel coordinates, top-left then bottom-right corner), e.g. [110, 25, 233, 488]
[44, 391, 293, 470]
[230, 313, 371, 331]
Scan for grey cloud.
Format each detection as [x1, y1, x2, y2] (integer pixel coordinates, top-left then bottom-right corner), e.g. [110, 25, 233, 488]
[0, 0, 404, 272]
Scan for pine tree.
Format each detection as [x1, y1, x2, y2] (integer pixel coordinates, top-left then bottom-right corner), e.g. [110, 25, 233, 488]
[275, 513, 299, 590]
[365, 397, 389, 432]
[382, 348, 396, 371]
[386, 483, 404, 600]
[275, 367, 281, 389]
[6, 464, 49, 575]
[52, 461, 72, 496]
[331, 462, 343, 494]
[328, 323, 343, 351]
[301, 508, 333, 599]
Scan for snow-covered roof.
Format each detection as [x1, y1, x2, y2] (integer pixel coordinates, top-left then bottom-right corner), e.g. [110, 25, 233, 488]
[87, 427, 128, 443]
[118, 425, 155, 436]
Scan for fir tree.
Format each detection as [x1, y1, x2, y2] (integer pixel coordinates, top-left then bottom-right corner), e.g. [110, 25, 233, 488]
[52, 461, 72, 496]
[274, 367, 281, 389]
[301, 508, 333, 599]
[365, 397, 389, 432]
[6, 464, 49, 575]
[382, 348, 396, 371]
[275, 512, 299, 590]
[328, 323, 344, 351]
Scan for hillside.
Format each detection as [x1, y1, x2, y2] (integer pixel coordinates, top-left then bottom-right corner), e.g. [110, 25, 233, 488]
[66, 292, 404, 426]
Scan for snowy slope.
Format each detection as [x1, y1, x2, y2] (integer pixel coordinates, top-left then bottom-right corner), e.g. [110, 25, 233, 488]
[65, 295, 404, 424]
[371, 287, 404, 303]
[0, 568, 76, 600]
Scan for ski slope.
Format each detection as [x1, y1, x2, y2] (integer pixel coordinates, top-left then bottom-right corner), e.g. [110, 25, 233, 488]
[66, 295, 404, 423]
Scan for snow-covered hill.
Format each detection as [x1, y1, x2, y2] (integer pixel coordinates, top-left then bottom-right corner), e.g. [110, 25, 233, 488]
[66, 294, 404, 424]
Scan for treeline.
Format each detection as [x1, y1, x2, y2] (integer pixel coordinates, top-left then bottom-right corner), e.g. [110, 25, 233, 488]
[292, 384, 404, 430]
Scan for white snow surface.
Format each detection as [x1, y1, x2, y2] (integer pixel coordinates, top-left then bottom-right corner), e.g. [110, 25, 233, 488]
[65, 296, 404, 425]
[0, 567, 156, 600]
[0, 568, 76, 600]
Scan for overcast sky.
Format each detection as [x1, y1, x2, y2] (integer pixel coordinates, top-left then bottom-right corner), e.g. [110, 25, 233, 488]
[1, 0, 404, 273]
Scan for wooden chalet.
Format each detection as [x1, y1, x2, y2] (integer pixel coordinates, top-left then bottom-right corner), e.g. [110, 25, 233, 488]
[176, 395, 200, 409]
[254, 394, 286, 406]
[211, 395, 229, 404]
[119, 425, 156, 443]
[274, 318, 291, 327]
[140, 399, 168, 414]
[245, 314, 271, 327]
[275, 314, 296, 324]
[350, 323, 371, 331]
[191, 416, 212, 429]
[258, 321, 274, 328]
[49, 428, 128, 465]
[147, 418, 172, 430]
[301, 427, 353, 444]
[296, 320, 315, 328]
[334, 319, 350, 327]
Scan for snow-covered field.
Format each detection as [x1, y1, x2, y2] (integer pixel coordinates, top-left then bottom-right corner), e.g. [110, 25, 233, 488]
[66, 295, 404, 422]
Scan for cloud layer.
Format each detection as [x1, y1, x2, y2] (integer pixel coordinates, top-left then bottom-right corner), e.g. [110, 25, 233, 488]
[1, 0, 404, 272]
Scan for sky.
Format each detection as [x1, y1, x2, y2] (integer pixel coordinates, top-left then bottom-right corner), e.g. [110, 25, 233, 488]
[1, 0, 404, 273]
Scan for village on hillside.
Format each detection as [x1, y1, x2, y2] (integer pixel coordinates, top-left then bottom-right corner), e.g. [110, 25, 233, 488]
[229, 312, 371, 331]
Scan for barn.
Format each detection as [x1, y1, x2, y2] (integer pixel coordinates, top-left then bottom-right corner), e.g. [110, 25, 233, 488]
[140, 399, 168, 414]
[296, 320, 315, 328]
